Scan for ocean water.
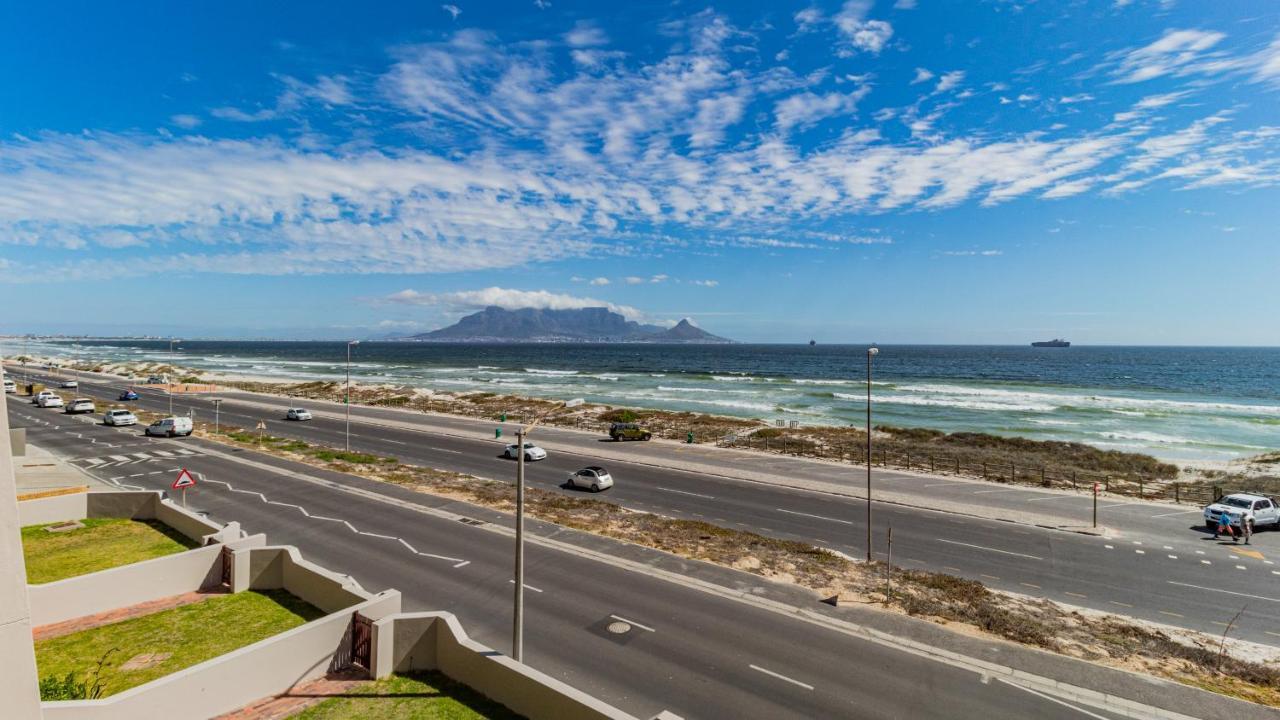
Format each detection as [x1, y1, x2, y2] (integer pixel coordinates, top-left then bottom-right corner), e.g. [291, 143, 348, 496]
[8, 339, 1280, 462]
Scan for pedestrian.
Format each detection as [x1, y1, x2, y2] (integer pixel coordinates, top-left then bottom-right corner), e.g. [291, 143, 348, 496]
[1242, 516, 1253, 545]
[1215, 509, 1236, 541]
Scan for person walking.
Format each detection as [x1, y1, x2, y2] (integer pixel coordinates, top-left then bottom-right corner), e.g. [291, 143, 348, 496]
[1215, 509, 1236, 541]
[1242, 515, 1253, 545]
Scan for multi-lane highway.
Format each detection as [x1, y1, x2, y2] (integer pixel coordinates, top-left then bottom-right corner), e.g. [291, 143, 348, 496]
[5, 385, 1179, 720]
[15, 364, 1278, 647]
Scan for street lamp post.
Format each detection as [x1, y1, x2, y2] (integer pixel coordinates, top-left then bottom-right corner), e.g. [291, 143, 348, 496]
[168, 339, 180, 415]
[212, 398, 223, 435]
[345, 341, 360, 451]
[865, 346, 879, 562]
[513, 397, 584, 662]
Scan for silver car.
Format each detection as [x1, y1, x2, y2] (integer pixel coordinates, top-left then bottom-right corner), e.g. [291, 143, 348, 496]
[567, 466, 614, 492]
[104, 409, 138, 426]
[286, 408, 312, 421]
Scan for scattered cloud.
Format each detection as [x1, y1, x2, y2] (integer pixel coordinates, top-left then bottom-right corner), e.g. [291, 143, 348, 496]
[442, 4, 461, 21]
[1110, 28, 1226, 84]
[565, 21, 609, 48]
[774, 87, 868, 130]
[1058, 94, 1093, 104]
[650, 274, 669, 283]
[624, 276, 646, 285]
[691, 279, 719, 287]
[589, 276, 610, 285]
[934, 70, 965, 93]
[385, 286, 645, 321]
[942, 249, 1003, 256]
[911, 67, 934, 85]
[833, 1, 894, 55]
[170, 114, 201, 129]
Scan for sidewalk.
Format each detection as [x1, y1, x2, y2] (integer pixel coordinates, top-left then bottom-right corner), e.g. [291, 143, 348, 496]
[13, 443, 116, 496]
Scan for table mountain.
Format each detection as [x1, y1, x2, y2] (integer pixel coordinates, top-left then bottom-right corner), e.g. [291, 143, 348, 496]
[406, 307, 732, 343]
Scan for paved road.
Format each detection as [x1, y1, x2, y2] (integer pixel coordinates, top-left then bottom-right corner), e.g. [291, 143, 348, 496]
[7, 395, 1143, 720]
[12, 366, 1280, 646]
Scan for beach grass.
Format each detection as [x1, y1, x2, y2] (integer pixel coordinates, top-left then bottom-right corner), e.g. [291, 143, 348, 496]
[35, 590, 324, 699]
[286, 672, 524, 720]
[22, 518, 197, 584]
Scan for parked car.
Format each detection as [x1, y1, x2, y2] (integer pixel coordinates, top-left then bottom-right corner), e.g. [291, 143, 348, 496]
[285, 408, 312, 421]
[145, 416, 193, 437]
[145, 376, 165, 384]
[32, 390, 56, 404]
[504, 442, 547, 461]
[38, 395, 64, 408]
[65, 398, 96, 414]
[59, 379, 78, 388]
[104, 409, 138, 426]
[1203, 493, 1280, 532]
[567, 466, 614, 492]
[118, 389, 140, 401]
[609, 422, 652, 441]
[3, 379, 15, 393]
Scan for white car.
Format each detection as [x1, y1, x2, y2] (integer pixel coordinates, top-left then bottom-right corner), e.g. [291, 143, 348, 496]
[146, 416, 193, 437]
[1204, 493, 1279, 531]
[38, 395, 64, 408]
[60, 379, 78, 388]
[66, 398, 96, 414]
[32, 390, 55, 404]
[505, 442, 547, 461]
[567, 466, 613, 492]
[3, 379, 15, 393]
[104, 409, 138, 426]
[286, 408, 312, 421]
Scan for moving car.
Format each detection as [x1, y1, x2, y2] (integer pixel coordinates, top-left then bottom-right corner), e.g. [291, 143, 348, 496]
[118, 390, 140, 401]
[104, 409, 138, 426]
[38, 395, 64, 409]
[286, 408, 312, 421]
[60, 379, 78, 388]
[145, 416, 193, 437]
[567, 466, 613, 492]
[145, 376, 165, 384]
[65, 398, 96, 414]
[609, 422, 652, 441]
[3, 379, 15, 393]
[32, 390, 56, 404]
[504, 442, 547, 461]
[1203, 493, 1279, 531]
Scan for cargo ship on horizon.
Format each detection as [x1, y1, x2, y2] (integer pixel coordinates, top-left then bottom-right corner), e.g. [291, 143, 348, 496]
[1031, 338, 1070, 347]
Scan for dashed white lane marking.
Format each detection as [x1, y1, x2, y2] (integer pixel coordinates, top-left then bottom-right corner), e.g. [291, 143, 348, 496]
[1020, 583, 1041, 590]
[1202, 560, 1212, 565]
[1104, 544, 1114, 549]
[1131, 541, 1143, 545]
[775, 508, 852, 525]
[1195, 550, 1205, 555]
[1159, 611, 1183, 618]
[994, 678, 1115, 720]
[1110, 601, 1133, 608]
[655, 487, 716, 499]
[1267, 631, 1280, 639]
[1168, 581, 1280, 603]
[1150, 509, 1202, 518]
[1236, 565, 1248, 570]
[1167, 555, 1178, 560]
[428, 447, 463, 454]
[198, 475, 470, 568]
[1024, 495, 1085, 503]
[936, 539, 1043, 561]
[507, 580, 544, 593]
[609, 614, 655, 632]
[1135, 550, 1146, 555]
[381, 439, 407, 445]
[1064, 592, 1087, 599]
[749, 665, 814, 691]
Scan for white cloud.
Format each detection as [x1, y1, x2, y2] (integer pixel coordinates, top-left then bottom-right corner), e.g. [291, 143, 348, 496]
[894, 0, 917, 8]
[442, 4, 461, 20]
[1111, 29, 1227, 84]
[1058, 94, 1093, 104]
[650, 274, 669, 283]
[833, 1, 893, 54]
[942, 249, 1003, 256]
[170, 114, 201, 129]
[692, 279, 719, 287]
[774, 88, 868, 130]
[386, 286, 645, 321]
[623, 276, 645, 285]
[911, 68, 934, 85]
[934, 70, 964, 93]
[565, 21, 608, 48]
[793, 8, 824, 32]
[589, 276, 610, 285]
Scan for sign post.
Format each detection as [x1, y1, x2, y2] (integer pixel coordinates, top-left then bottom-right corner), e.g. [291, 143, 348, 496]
[172, 468, 197, 508]
[212, 399, 223, 434]
[256, 420, 266, 446]
[1092, 482, 1099, 528]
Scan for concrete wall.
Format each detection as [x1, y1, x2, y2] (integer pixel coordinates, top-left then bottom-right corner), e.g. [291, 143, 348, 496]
[10, 427, 26, 457]
[27, 536, 267, 628]
[40, 592, 402, 720]
[234, 545, 372, 615]
[371, 612, 639, 720]
[0, 355, 44, 719]
[17, 491, 226, 545]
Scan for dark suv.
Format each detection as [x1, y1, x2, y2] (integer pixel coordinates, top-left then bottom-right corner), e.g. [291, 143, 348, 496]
[609, 422, 652, 441]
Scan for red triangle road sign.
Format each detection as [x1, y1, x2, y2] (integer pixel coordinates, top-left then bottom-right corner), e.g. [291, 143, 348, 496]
[172, 468, 197, 489]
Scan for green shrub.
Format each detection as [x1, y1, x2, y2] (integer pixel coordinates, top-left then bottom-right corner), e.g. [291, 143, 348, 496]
[599, 409, 640, 423]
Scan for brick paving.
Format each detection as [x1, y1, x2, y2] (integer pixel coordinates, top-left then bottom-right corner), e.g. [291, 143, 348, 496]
[213, 670, 371, 720]
[32, 588, 227, 641]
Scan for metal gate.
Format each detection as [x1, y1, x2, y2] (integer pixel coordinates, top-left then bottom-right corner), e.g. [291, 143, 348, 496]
[351, 613, 373, 669]
[220, 546, 233, 586]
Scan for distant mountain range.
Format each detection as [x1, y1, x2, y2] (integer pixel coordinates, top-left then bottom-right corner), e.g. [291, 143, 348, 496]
[402, 306, 732, 343]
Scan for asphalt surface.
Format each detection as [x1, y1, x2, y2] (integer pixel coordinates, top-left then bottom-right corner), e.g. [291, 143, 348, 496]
[16, 365, 1277, 647]
[5, 393, 1141, 720]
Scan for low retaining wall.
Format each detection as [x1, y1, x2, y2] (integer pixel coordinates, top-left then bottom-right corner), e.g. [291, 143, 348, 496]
[233, 545, 373, 615]
[17, 491, 232, 545]
[41, 591, 402, 720]
[372, 612, 640, 720]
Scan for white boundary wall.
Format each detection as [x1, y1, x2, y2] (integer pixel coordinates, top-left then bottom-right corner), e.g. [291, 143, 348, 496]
[17, 491, 234, 545]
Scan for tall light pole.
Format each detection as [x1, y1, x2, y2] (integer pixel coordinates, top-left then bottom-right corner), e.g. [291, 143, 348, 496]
[345, 340, 360, 451]
[865, 346, 879, 562]
[168, 338, 180, 415]
[513, 397, 584, 662]
[212, 398, 223, 435]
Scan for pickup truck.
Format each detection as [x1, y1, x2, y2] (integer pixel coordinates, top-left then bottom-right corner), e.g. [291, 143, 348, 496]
[1203, 493, 1280, 531]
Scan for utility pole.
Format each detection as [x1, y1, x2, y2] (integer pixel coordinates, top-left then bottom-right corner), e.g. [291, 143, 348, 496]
[865, 346, 879, 562]
[212, 398, 223, 435]
[345, 340, 359, 451]
[168, 338, 180, 415]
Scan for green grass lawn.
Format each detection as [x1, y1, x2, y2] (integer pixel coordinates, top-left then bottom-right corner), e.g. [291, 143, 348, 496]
[288, 672, 524, 720]
[36, 590, 325, 698]
[22, 518, 198, 584]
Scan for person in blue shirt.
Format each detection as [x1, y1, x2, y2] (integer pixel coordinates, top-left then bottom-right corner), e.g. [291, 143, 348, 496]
[1214, 510, 1237, 542]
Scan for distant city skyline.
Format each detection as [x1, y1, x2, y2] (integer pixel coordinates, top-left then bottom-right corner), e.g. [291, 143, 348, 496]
[0, 1, 1277, 345]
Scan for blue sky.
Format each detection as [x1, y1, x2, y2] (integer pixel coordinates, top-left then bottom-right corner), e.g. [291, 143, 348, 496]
[0, 0, 1277, 344]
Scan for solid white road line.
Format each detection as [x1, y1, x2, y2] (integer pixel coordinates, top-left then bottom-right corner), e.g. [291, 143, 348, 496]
[654, 487, 716, 499]
[995, 678, 1113, 720]
[936, 539, 1043, 561]
[1024, 495, 1086, 503]
[972, 488, 1028, 495]
[775, 508, 853, 525]
[507, 580, 544, 593]
[609, 614, 655, 632]
[1150, 509, 1201, 518]
[1167, 581, 1279, 603]
[748, 664, 814, 691]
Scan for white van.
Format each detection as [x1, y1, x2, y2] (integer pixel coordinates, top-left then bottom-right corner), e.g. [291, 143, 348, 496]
[3, 379, 15, 393]
[146, 416, 193, 437]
